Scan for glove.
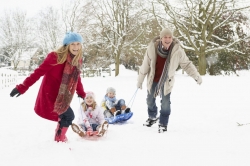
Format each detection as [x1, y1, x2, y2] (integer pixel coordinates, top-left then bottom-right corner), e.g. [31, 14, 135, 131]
[86, 126, 93, 136]
[137, 82, 142, 89]
[195, 75, 202, 85]
[77, 94, 84, 100]
[10, 88, 21, 97]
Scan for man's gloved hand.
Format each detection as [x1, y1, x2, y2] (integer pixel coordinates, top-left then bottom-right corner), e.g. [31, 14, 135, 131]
[137, 82, 142, 89]
[10, 88, 21, 97]
[195, 75, 202, 85]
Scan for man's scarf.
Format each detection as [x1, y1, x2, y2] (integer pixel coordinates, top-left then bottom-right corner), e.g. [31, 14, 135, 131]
[54, 53, 80, 115]
[157, 42, 170, 58]
[154, 42, 174, 98]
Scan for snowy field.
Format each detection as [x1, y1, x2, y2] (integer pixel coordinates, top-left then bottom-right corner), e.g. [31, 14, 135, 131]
[1, 67, 250, 166]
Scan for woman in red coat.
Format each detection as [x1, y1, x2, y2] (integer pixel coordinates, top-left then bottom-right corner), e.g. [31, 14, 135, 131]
[10, 32, 86, 142]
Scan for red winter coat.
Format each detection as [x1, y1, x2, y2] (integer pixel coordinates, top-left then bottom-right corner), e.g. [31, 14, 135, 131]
[16, 52, 86, 121]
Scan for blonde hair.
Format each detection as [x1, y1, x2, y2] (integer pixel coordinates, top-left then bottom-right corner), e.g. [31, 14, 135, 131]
[55, 45, 83, 67]
[81, 101, 97, 112]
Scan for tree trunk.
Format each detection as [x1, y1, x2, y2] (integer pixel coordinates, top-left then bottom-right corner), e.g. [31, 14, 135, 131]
[198, 53, 206, 75]
[208, 64, 215, 75]
[115, 55, 120, 76]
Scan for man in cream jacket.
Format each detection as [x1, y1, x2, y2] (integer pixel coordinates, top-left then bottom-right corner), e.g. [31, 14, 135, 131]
[137, 28, 202, 133]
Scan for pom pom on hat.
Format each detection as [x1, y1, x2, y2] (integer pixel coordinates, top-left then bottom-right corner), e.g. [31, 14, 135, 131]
[160, 28, 173, 38]
[63, 32, 83, 46]
[106, 87, 116, 95]
[85, 91, 96, 100]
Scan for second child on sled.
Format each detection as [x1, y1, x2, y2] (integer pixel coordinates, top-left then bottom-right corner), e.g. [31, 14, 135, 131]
[101, 87, 131, 118]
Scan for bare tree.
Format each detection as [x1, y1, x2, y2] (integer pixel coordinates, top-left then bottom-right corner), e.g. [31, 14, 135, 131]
[154, 0, 250, 75]
[36, 7, 64, 55]
[0, 10, 33, 70]
[88, 0, 145, 76]
[61, 0, 86, 32]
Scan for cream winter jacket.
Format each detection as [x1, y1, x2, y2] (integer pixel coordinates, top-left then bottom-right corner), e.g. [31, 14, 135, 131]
[137, 36, 200, 96]
[77, 105, 106, 128]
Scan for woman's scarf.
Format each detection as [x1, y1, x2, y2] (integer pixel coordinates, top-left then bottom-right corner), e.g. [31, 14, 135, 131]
[54, 53, 80, 115]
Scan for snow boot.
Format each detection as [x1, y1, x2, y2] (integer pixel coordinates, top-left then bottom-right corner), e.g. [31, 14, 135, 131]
[71, 123, 86, 137]
[55, 124, 68, 142]
[158, 125, 167, 133]
[121, 105, 126, 110]
[124, 108, 130, 113]
[110, 107, 116, 114]
[96, 121, 109, 137]
[143, 117, 159, 127]
[114, 110, 121, 116]
[54, 123, 60, 141]
[121, 107, 130, 114]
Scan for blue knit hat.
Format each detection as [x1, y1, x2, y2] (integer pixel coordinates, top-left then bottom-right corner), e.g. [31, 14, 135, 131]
[63, 32, 83, 46]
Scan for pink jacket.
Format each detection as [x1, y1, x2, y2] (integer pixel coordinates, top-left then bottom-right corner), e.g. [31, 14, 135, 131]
[16, 52, 86, 121]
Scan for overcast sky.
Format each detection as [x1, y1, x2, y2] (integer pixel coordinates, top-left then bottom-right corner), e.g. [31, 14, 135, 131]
[1, 0, 250, 18]
[0, 0, 63, 17]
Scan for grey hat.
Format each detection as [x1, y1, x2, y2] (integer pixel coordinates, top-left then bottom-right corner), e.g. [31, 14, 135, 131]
[160, 28, 173, 38]
[106, 87, 116, 95]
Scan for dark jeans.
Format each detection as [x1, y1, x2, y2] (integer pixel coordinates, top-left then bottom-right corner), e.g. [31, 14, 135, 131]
[58, 107, 75, 128]
[147, 82, 171, 126]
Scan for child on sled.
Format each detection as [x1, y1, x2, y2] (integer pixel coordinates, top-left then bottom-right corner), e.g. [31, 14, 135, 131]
[72, 91, 108, 137]
[101, 87, 131, 118]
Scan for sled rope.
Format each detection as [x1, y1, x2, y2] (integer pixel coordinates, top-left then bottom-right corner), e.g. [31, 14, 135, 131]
[127, 88, 138, 109]
[79, 97, 86, 125]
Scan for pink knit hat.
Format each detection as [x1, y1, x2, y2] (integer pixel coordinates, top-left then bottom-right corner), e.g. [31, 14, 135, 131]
[85, 91, 96, 100]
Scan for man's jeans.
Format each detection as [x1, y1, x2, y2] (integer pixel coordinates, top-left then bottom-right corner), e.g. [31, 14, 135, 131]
[147, 82, 171, 126]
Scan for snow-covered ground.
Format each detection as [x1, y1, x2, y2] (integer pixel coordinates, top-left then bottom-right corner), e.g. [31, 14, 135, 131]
[1, 67, 250, 166]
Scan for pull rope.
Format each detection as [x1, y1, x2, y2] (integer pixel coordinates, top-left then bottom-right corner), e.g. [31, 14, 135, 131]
[78, 98, 85, 126]
[127, 88, 138, 109]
